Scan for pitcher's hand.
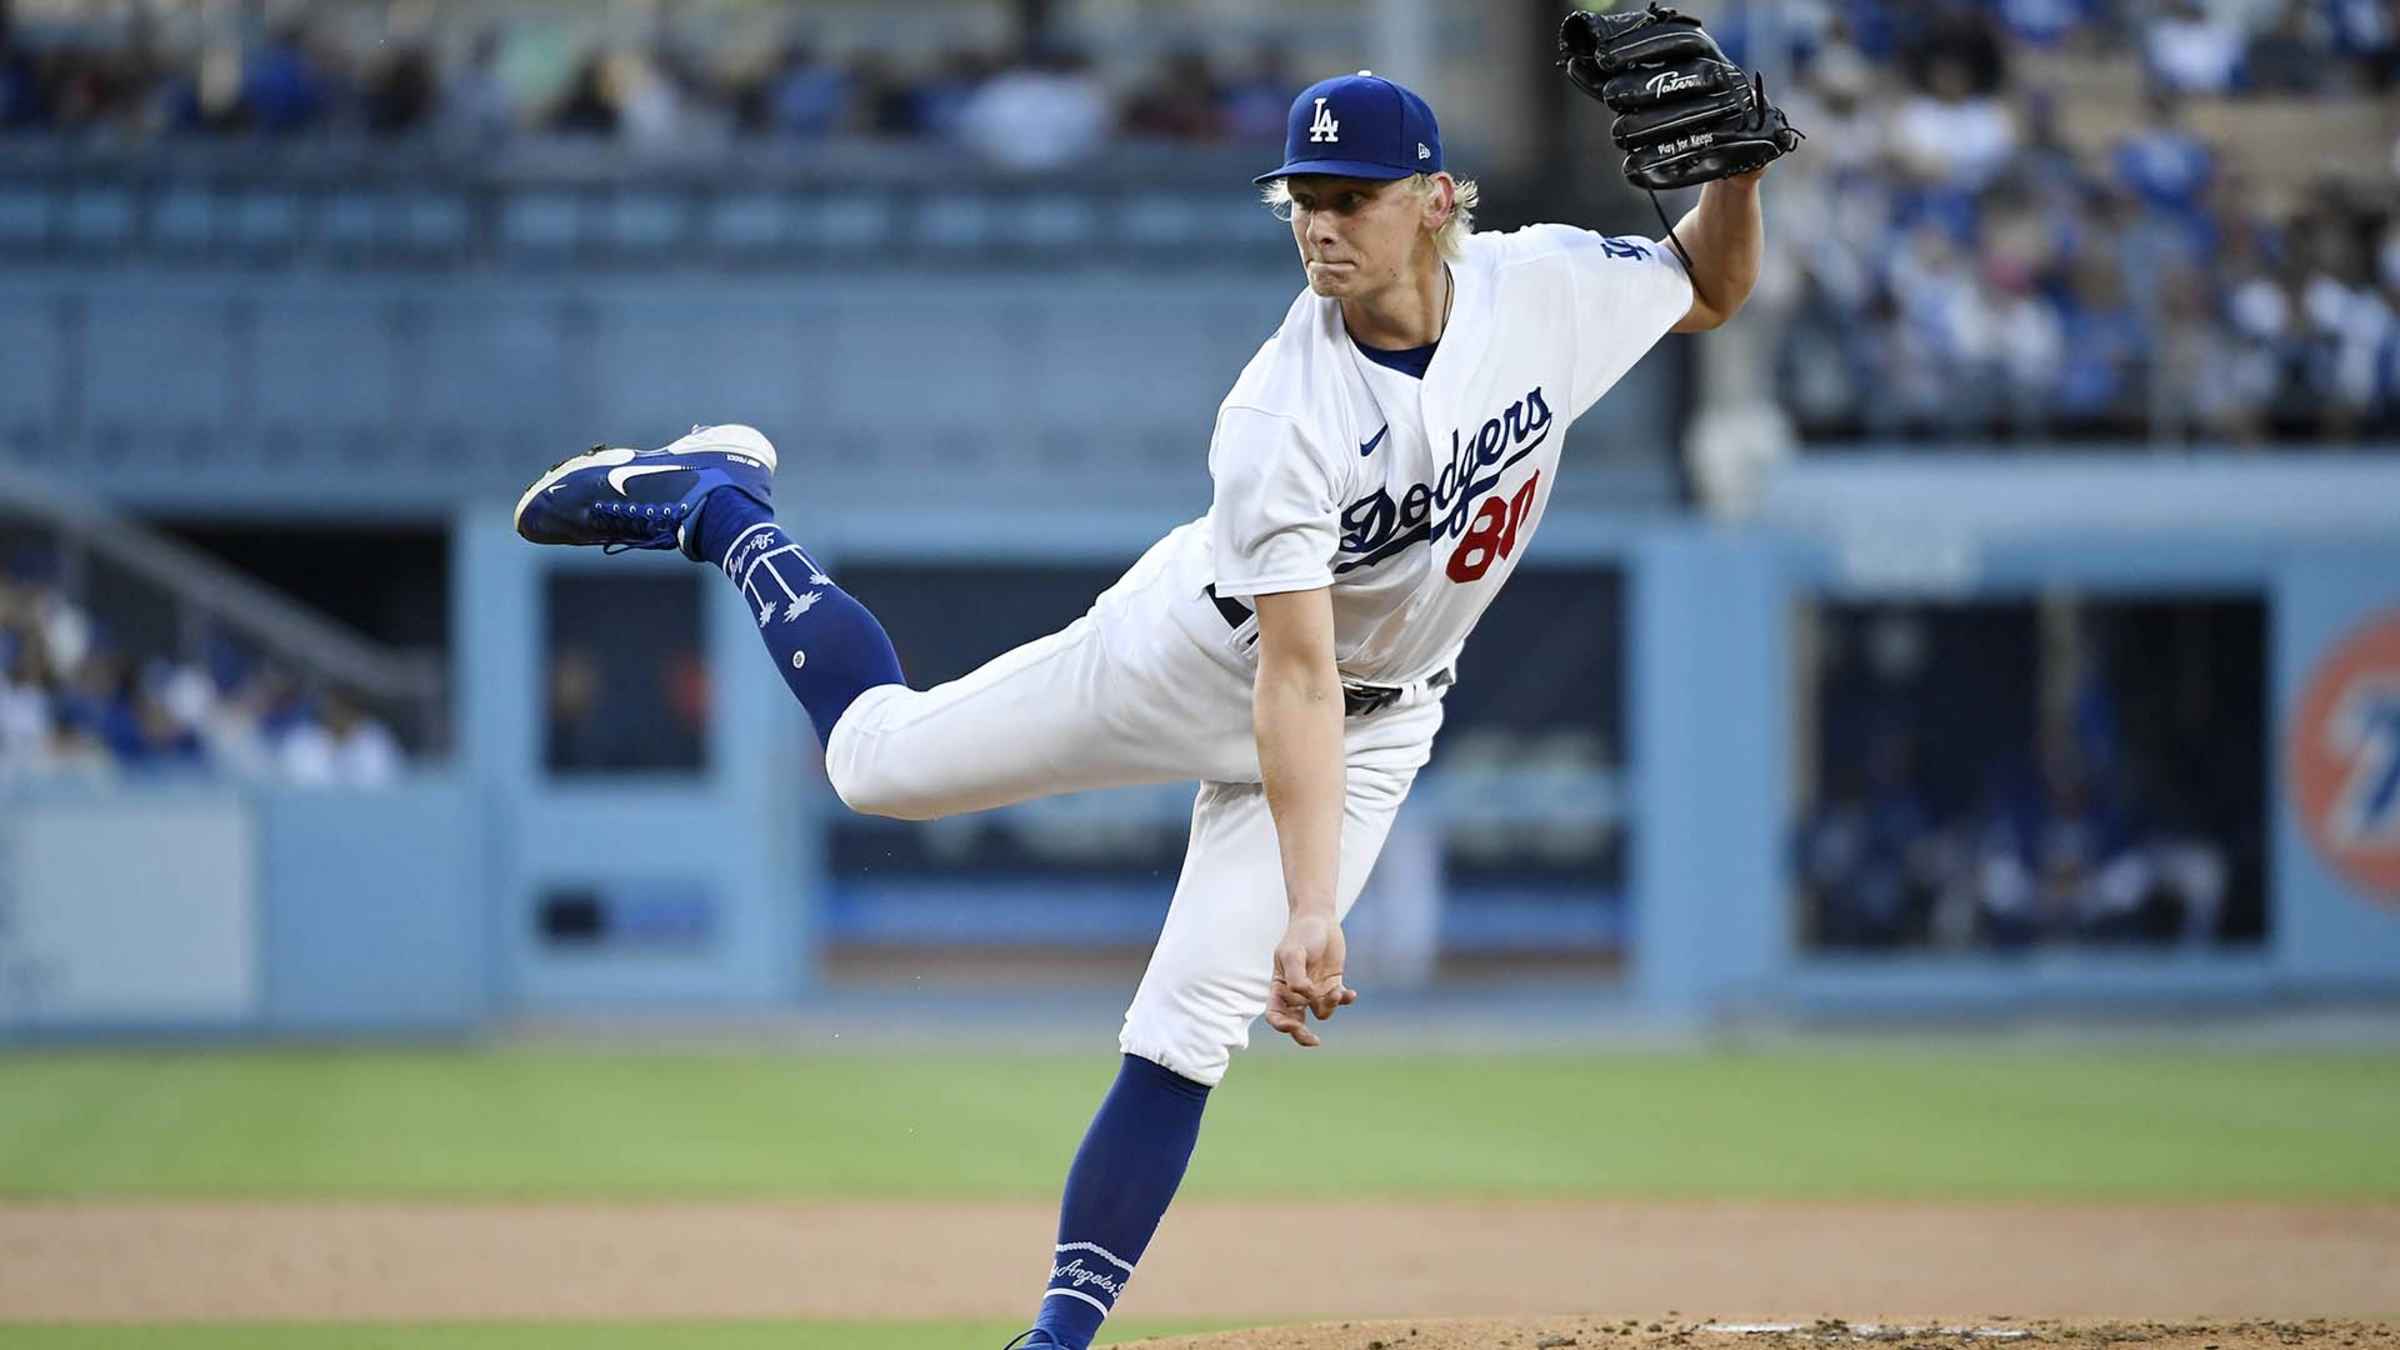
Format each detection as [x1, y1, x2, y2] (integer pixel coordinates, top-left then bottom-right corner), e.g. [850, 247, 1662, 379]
[1265, 912, 1358, 1049]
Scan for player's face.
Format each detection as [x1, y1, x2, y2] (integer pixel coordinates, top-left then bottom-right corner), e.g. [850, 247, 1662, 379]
[1283, 176, 1429, 300]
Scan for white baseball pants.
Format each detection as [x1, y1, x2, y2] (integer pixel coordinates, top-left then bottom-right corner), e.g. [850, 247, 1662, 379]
[822, 541, 1442, 1086]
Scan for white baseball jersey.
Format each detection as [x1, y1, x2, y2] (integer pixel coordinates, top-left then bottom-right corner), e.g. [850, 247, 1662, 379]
[824, 222, 1695, 1086]
[1158, 223, 1694, 688]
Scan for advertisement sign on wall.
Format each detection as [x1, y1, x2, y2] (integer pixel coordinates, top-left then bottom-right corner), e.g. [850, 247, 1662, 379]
[2287, 608, 2400, 912]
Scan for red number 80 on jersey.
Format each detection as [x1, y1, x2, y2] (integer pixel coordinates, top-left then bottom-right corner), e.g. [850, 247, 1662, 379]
[1446, 470, 1542, 583]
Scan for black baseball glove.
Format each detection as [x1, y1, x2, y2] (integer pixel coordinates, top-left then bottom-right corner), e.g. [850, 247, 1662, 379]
[1557, 4, 1802, 193]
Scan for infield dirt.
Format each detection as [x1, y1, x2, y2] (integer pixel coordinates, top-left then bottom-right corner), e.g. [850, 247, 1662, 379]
[2, 1200, 2395, 1326]
[1136, 1320, 2400, 1350]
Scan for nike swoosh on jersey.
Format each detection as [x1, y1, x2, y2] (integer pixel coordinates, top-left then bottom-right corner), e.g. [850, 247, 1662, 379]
[607, 464, 683, 495]
[1360, 426, 1389, 458]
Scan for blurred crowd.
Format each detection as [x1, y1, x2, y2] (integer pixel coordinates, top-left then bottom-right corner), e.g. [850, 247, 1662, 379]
[1768, 0, 2400, 442]
[1797, 603, 2261, 952]
[0, 6, 1296, 168]
[3, 1, 2396, 443]
[2, 0, 2388, 145]
[0, 554, 403, 787]
[1801, 729, 2237, 949]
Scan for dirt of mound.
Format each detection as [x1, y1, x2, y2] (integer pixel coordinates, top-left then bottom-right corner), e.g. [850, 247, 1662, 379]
[1128, 1321, 2400, 1350]
[2, 1201, 2395, 1324]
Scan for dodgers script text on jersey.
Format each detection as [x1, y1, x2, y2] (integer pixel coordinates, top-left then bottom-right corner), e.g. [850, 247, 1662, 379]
[1336, 384, 1552, 575]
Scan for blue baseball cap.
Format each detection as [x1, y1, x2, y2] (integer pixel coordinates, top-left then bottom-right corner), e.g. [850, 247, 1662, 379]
[1253, 71, 1443, 185]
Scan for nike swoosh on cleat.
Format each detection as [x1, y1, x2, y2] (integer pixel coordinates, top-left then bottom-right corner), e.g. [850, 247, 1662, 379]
[607, 464, 684, 495]
[1360, 426, 1389, 457]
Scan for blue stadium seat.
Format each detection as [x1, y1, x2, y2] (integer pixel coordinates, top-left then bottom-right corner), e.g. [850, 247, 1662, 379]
[232, 192, 301, 251]
[64, 188, 134, 247]
[0, 189, 49, 248]
[810, 196, 895, 250]
[1004, 199, 1097, 249]
[704, 194, 789, 251]
[500, 194, 582, 253]
[606, 193, 684, 251]
[149, 189, 214, 249]
[914, 195, 992, 250]
[321, 192, 384, 248]
[403, 195, 470, 251]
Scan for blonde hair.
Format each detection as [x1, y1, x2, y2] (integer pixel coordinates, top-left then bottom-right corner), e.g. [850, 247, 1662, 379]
[1261, 173, 1481, 261]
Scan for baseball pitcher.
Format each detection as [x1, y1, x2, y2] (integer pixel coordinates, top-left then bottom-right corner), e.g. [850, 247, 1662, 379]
[513, 8, 1797, 1344]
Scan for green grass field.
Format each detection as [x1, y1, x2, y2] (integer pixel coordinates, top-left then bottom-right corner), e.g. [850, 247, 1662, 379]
[4, 1046, 2398, 1201]
[5, 1046, 2396, 1348]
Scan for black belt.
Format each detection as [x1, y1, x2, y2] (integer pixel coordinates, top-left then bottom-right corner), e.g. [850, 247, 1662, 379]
[1207, 583, 1254, 632]
[1205, 585, 1444, 718]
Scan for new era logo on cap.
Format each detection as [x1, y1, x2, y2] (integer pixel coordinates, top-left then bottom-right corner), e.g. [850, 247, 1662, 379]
[1256, 71, 1443, 185]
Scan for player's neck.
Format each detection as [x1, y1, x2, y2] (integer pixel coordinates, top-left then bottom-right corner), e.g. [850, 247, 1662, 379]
[1341, 255, 1451, 352]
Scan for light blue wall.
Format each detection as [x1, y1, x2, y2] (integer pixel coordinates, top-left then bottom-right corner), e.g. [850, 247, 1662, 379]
[454, 506, 816, 1013]
[1, 783, 489, 1039]
[12, 466, 2400, 1038]
[0, 268, 1681, 519]
[444, 483, 2400, 1023]
[1627, 528, 1791, 1016]
[258, 783, 490, 1034]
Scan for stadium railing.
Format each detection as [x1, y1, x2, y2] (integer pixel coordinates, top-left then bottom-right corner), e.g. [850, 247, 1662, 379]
[0, 462, 445, 747]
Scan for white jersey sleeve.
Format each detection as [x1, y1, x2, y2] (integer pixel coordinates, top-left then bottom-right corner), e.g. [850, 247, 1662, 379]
[1207, 405, 1348, 600]
[1514, 223, 1695, 419]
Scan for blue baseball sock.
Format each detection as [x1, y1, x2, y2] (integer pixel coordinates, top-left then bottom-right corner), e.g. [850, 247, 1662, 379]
[690, 489, 904, 744]
[1033, 1054, 1212, 1350]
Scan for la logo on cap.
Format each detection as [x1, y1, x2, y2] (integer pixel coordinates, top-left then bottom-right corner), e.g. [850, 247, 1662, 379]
[1308, 96, 1340, 143]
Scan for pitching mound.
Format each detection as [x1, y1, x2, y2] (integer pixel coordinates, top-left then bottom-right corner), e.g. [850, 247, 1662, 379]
[1132, 1321, 2400, 1350]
